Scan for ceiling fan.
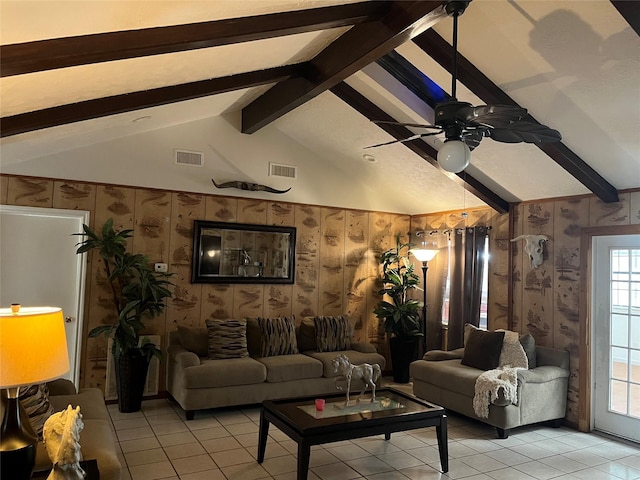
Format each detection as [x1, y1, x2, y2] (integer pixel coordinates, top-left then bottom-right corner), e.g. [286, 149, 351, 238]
[366, 0, 561, 173]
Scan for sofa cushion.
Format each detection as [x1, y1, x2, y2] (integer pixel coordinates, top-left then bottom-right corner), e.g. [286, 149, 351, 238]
[205, 318, 248, 359]
[19, 383, 55, 439]
[411, 358, 480, 397]
[257, 316, 298, 357]
[314, 315, 351, 352]
[177, 325, 208, 357]
[256, 354, 323, 382]
[298, 317, 318, 352]
[183, 357, 266, 388]
[461, 329, 505, 371]
[306, 350, 386, 378]
[49, 388, 111, 422]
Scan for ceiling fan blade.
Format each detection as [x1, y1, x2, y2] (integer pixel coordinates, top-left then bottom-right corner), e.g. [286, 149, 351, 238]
[373, 120, 440, 130]
[488, 121, 562, 144]
[459, 104, 528, 128]
[364, 131, 443, 149]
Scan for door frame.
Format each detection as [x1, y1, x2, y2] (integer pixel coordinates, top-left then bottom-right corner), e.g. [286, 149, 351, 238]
[0, 204, 89, 387]
[579, 224, 640, 432]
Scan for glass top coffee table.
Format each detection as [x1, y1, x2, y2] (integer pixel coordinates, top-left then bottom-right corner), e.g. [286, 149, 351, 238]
[257, 388, 448, 480]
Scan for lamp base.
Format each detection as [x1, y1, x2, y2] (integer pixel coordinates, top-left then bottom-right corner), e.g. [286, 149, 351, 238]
[1, 444, 36, 480]
[0, 391, 37, 480]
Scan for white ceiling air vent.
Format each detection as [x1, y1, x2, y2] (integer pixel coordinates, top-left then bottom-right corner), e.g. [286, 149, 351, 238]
[175, 149, 204, 167]
[269, 162, 297, 179]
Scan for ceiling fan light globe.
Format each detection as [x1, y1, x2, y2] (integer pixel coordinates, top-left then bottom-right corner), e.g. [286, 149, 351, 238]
[438, 140, 470, 173]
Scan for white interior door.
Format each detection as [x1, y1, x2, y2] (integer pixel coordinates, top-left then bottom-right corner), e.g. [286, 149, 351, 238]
[0, 205, 89, 388]
[592, 234, 640, 443]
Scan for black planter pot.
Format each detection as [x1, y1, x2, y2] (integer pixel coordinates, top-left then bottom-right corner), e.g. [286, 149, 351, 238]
[114, 350, 150, 413]
[389, 337, 420, 383]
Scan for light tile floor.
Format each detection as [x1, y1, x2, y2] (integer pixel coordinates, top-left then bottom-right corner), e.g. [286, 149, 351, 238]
[108, 384, 640, 480]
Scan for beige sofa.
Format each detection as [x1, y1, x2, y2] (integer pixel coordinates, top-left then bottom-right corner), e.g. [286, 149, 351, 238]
[33, 379, 121, 480]
[167, 316, 386, 419]
[410, 344, 570, 439]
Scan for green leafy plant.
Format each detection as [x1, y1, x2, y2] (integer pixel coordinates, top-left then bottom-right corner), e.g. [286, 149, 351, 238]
[75, 218, 173, 361]
[374, 234, 422, 340]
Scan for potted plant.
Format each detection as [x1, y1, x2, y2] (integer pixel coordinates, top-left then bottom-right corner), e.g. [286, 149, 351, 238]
[374, 234, 422, 383]
[75, 218, 173, 412]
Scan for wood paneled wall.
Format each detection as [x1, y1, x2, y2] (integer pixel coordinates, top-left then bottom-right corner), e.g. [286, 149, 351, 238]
[0, 175, 408, 391]
[3, 173, 638, 426]
[512, 191, 640, 426]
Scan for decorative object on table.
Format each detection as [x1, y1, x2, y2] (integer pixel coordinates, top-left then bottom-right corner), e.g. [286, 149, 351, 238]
[42, 405, 85, 480]
[75, 218, 173, 413]
[0, 305, 70, 480]
[410, 231, 440, 356]
[374, 234, 422, 383]
[331, 354, 381, 407]
[211, 178, 291, 194]
[510, 234, 549, 269]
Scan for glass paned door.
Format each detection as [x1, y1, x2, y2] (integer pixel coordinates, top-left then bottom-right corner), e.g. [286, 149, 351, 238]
[593, 235, 640, 442]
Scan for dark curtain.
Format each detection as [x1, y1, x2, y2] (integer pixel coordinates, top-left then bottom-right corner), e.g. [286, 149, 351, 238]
[446, 226, 488, 350]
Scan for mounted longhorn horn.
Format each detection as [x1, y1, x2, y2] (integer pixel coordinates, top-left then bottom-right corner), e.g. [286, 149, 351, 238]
[211, 179, 291, 194]
[511, 234, 549, 269]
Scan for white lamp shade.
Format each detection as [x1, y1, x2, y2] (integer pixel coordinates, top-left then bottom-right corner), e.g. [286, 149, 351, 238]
[438, 140, 471, 173]
[412, 249, 439, 262]
[0, 306, 69, 388]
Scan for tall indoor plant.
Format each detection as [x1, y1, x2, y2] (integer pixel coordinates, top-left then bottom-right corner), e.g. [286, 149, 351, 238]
[374, 234, 422, 383]
[75, 218, 172, 412]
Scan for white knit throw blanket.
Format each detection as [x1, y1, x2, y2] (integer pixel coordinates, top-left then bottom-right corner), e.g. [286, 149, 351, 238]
[472, 331, 528, 418]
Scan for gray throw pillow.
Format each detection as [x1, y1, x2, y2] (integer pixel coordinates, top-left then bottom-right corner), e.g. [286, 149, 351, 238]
[461, 329, 505, 371]
[519, 334, 536, 369]
[177, 325, 208, 357]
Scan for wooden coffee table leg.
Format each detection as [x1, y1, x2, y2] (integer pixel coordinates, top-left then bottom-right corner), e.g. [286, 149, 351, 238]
[436, 414, 449, 472]
[297, 441, 311, 480]
[257, 409, 270, 463]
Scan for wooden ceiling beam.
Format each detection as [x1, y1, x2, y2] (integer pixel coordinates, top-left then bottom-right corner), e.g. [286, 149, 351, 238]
[330, 82, 510, 214]
[611, 1, 640, 36]
[241, 1, 447, 134]
[413, 29, 619, 203]
[0, 65, 300, 138]
[0, 2, 390, 77]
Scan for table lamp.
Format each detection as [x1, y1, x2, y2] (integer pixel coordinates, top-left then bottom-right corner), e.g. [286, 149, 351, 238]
[0, 305, 69, 480]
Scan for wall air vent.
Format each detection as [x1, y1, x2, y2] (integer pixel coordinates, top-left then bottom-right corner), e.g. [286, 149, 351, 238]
[175, 149, 203, 167]
[269, 162, 297, 179]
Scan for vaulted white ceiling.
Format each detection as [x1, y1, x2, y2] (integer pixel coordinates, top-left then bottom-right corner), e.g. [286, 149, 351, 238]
[1, 0, 638, 215]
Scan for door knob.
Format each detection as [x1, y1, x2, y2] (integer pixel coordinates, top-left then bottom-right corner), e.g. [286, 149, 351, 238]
[65, 316, 73, 323]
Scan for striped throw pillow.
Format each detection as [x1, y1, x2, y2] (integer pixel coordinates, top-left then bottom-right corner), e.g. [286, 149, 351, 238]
[205, 319, 248, 359]
[19, 383, 55, 439]
[314, 315, 351, 352]
[257, 317, 298, 357]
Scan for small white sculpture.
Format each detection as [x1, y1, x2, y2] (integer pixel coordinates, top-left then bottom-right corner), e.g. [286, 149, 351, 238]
[331, 354, 381, 406]
[43, 405, 85, 480]
[511, 234, 549, 269]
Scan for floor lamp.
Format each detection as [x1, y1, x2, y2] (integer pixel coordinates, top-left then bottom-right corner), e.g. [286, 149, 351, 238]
[0, 305, 69, 480]
[411, 248, 439, 354]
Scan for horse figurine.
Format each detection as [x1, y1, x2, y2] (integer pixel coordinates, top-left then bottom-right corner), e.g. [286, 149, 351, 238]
[42, 405, 85, 480]
[331, 354, 382, 406]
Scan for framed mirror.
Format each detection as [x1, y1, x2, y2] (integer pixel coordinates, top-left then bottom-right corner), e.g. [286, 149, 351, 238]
[191, 220, 296, 284]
